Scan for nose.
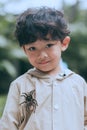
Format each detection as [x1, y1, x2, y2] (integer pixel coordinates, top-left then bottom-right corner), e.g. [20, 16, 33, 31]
[38, 51, 48, 61]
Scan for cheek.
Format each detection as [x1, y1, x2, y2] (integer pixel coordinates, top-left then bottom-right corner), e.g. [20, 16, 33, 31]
[29, 57, 35, 64]
[52, 49, 61, 58]
[26, 53, 36, 64]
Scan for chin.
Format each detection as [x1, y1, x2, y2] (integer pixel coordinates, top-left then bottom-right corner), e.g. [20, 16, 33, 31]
[39, 69, 53, 73]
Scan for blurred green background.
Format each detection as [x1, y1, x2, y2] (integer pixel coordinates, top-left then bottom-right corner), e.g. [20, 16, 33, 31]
[0, 0, 87, 116]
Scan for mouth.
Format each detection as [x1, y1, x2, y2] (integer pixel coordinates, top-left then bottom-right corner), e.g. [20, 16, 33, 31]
[39, 60, 50, 65]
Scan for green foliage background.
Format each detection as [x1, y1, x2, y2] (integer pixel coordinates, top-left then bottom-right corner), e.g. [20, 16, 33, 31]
[0, 1, 87, 95]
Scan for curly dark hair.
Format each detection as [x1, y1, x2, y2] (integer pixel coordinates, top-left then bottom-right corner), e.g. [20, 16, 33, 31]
[15, 7, 70, 46]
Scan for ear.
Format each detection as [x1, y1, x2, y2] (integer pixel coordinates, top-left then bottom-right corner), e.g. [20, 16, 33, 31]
[22, 46, 27, 54]
[61, 36, 70, 51]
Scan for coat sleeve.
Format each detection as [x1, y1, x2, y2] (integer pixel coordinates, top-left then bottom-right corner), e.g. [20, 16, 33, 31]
[0, 82, 20, 130]
[84, 81, 87, 130]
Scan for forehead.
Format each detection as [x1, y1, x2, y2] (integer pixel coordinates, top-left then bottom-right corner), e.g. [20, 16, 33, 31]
[28, 34, 57, 45]
[24, 39, 58, 48]
[28, 39, 53, 46]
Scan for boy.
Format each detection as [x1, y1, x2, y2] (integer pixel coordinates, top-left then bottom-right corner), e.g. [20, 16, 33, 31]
[0, 7, 87, 130]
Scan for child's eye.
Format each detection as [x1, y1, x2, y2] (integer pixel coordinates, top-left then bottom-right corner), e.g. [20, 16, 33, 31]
[28, 47, 36, 51]
[46, 44, 54, 48]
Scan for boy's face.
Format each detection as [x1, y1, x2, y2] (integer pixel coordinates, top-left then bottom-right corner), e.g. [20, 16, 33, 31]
[22, 36, 70, 75]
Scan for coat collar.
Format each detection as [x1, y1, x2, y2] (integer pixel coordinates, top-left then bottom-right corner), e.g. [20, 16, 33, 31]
[27, 68, 74, 81]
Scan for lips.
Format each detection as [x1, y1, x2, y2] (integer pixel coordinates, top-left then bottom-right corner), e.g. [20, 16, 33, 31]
[39, 60, 50, 65]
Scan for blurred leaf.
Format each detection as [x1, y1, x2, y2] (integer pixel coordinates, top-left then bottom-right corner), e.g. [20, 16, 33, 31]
[0, 60, 17, 77]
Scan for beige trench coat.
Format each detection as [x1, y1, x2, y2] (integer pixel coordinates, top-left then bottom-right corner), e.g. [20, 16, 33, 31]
[0, 68, 87, 130]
